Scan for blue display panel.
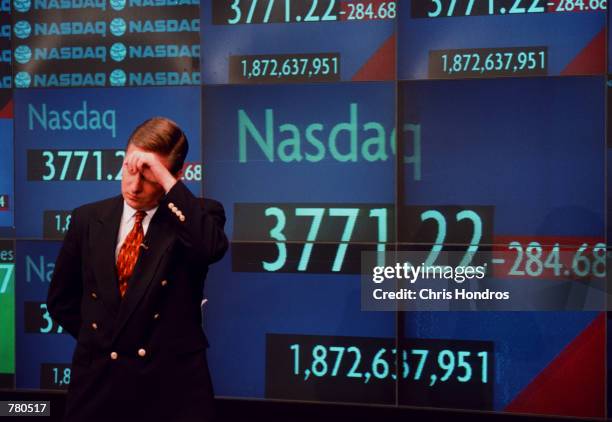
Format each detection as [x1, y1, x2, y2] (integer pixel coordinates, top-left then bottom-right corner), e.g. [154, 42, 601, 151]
[402, 311, 599, 412]
[398, 0, 606, 80]
[0, 118, 13, 228]
[10, 0, 199, 88]
[202, 82, 396, 402]
[398, 77, 604, 413]
[13, 86, 202, 238]
[201, 0, 396, 84]
[401, 76, 604, 243]
[398, 76, 605, 308]
[15, 240, 74, 389]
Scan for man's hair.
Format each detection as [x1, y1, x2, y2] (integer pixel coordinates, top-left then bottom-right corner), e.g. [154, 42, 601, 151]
[127, 117, 189, 174]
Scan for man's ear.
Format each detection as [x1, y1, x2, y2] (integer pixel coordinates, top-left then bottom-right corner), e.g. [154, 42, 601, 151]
[175, 168, 184, 180]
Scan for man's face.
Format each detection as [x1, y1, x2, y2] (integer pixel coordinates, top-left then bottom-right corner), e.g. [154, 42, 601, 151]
[121, 144, 172, 210]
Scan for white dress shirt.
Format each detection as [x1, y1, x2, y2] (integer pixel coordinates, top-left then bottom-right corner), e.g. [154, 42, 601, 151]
[115, 201, 159, 262]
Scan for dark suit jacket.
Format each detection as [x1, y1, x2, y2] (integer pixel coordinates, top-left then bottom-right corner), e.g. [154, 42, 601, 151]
[47, 181, 228, 422]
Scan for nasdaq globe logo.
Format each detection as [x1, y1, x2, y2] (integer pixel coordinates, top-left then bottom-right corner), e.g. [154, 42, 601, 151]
[14, 21, 31, 39]
[14, 45, 31, 64]
[110, 43, 126, 62]
[13, 0, 31, 12]
[109, 69, 126, 86]
[110, 18, 126, 37]
[15, 71, 31, 88]
[110, 0, 125, 10]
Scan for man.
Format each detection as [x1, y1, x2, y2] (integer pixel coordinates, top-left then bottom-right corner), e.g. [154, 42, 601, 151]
[47, 117, 228, 421]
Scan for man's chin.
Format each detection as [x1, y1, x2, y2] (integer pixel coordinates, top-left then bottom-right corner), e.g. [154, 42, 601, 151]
[124, 195, 144, 210]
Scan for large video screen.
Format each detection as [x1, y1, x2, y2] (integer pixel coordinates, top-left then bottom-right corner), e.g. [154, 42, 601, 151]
[0, 118, 13, 229]
[0, 0, 608, 419]
[395, 76, 604, 414]
[14, 240, 72, 389]
[0, 239, 15, 389]
[10, 0, 199, 88]
[202, 82, 397, 403]
[400, 76, 604, 243]
[200, 0, 396, 83]
[399, 0, 606, 80]
[13, 86, 202, 238]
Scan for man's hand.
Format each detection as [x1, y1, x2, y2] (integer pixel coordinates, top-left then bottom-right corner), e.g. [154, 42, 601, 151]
[124, 149, 178, 193]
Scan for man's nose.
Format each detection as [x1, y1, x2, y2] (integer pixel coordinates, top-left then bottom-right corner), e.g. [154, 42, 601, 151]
[131, 176, 143, 193]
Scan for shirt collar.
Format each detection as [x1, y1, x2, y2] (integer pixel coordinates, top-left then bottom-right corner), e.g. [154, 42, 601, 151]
[121, 200, 158, 222]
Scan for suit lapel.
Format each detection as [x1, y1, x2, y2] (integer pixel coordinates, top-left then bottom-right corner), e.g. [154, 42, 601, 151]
[112, 209, 175, 343]
[90, 196, 123, 316]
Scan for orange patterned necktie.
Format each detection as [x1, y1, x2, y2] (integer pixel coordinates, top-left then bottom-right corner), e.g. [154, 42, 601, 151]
[116, 210, 146, 298]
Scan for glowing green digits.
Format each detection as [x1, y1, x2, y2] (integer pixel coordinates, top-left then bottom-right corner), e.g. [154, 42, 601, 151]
[416, 209, 484, 267]
[93, 150, 102, 180]
[262, 206, 387, 272]
[114, 150, 125, 180]
[54, 214, 71, 234]
[372, 348, 389, 379]
[42, 151, 55, 181]
[290, 344, 300, 375]
[391, 348, 410, 379]
[525, 0, 545, 12]
[544, 243, 561, 276]
[457, 210, 481, 266]
[425, 0, 544, 16]
[40, 303, 53, 333]
[52, 367, 70, 386]
[263, 207, 287, 272]
[456, 351, 472, 382]
[286, 343, 489, 385]
[39, 303, 62, 334]
[263, 0, 276, 22]
[322, 0, 338, 19]
[305, 0, 319, 21]
[35, 150, 124, 181]
[466, 0, 475, 14]
[525, 242, 543, 276]
[507, 241, 605, 279]
[228, 0, 242, 24]
[57, 151, 72, 180]
[312, 345, 328, 377]
[329, 208, 359, 272]
[369, 208, 387, 266]
[412, 349, 429, 380]
[296, 208, 325, 271]
[509, 0, 526, 13]
[223, 0, 342, 24]
[428, 0, 442, 16]
[346, 346, 362, 378]
[72, 151, 87, 180]
[573, 243, 590, 277]
[246, 0, 258, 23]
[592, 243, 606, 277]
[478, 351, 488, 383]
[508, 241, 525, 275]
[421, 210, 445, 266]
[329, 346, 345, 376]
[438, 350, 455, 381]
[0, 263, 13, 294]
